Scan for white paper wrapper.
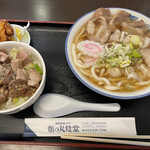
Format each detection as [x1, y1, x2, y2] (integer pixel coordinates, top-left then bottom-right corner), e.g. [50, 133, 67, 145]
[24, 117, 137, 137]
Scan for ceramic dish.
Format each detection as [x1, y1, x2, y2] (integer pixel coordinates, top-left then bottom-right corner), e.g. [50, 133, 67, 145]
[65, 8, 150, 99]
[11, 24, 31, 44]
[0, 41, 46, 114]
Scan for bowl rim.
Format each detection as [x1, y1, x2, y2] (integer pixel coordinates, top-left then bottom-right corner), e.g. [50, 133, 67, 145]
[65, 7, 150, 100]
[11, 24, 31, 45]
[0, 41, 46, 113]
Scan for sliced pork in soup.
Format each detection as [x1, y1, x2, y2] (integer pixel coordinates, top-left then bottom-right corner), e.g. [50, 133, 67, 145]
[72, 8, 150, 92]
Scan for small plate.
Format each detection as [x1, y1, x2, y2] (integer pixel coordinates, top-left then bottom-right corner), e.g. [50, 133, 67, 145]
[11, 24, 31, 45]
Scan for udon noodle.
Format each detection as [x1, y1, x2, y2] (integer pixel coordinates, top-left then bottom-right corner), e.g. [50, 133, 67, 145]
[72, 8, 150, 92]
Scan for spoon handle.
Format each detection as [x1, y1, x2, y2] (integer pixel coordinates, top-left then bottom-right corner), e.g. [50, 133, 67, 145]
[76, 102, 120, 112]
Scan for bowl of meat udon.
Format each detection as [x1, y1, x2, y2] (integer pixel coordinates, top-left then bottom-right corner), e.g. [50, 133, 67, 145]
[0, 41, 46, 114]
[65, 7, 150, 99]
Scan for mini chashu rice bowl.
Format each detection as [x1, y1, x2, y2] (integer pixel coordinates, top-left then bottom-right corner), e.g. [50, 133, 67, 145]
[65, 8, 150, 99]
[0, 41, 46, 114]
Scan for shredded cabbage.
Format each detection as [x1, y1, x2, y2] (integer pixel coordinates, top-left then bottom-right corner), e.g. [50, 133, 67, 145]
[97, 42, 142, 68]
[18, 21, 30, 36]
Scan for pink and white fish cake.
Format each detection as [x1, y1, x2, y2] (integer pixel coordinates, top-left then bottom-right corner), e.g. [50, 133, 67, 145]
[82, 55, 97, 67]
[77, 40, 105, 58]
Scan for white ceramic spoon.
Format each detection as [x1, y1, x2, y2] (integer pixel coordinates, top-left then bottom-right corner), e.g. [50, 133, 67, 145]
[33, 93, 121, 118]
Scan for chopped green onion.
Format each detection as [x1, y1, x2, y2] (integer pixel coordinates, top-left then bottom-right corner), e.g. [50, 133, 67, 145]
[129, 54, 134, 59]
[13, 97, 26, 106]
[124, 83, 134, 91]
[34, 64, 43, 75]
[9, 48, 19, 59]
[130, 35, 141, 46]
[106, 64, 110, 68]
[97, 58, 105, 68]
[16, 97, 26, 106]
[132, 50, 142, 58]
[13, 98, 18, 103]
[129, 43, 134, 50]
[120, 43, 126, 46]
[24, 63, 34, 70]
[97, 42, 142, 68]
[138, 58, 143, 64]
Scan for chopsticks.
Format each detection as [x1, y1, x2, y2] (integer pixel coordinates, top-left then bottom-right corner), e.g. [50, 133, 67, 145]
[61, 133, 150, 147]
[62, 133, 150, 139]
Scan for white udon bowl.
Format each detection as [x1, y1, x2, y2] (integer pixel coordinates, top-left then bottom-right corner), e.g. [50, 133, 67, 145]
[65, 8, 150, 100]
[0, 41, 46, 114]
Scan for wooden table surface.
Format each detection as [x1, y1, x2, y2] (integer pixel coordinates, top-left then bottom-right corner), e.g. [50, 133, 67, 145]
[0, 0, 149, 22]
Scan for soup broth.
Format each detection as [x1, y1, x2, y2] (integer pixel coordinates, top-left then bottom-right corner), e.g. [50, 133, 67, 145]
[72, 8, 150, 92]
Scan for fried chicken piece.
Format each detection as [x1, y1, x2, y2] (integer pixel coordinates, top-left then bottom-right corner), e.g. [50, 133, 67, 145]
[0, 21, 7, 42]
[5, 22, 14, 37]
[0, 20, 14, 42]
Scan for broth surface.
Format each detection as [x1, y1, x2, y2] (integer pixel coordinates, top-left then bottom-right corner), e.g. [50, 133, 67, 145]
[72, 8, 150, 92]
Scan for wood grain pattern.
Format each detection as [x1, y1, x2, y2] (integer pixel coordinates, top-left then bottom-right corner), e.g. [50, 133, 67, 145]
[0, 0, 149, 22]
